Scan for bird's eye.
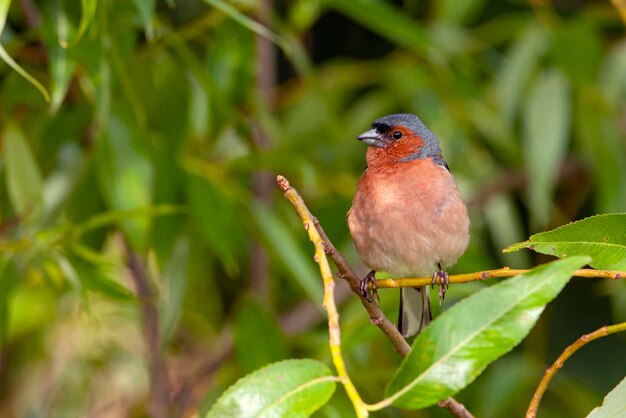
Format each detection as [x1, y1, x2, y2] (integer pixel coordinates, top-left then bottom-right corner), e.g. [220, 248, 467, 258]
[392, 131, 403, 140]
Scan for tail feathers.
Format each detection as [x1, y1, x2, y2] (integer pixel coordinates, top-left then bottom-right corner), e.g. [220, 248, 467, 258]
[398, 287, 432, 338]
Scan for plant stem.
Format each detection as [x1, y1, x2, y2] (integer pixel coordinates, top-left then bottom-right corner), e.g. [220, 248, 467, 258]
[277, 175, 474, 418]
[372, 267, 625, 289]
[278, 175, 368, 418]
[312, 210, 412, 356]
[124, 240, 172, 418]
[526, 321, 626, 418]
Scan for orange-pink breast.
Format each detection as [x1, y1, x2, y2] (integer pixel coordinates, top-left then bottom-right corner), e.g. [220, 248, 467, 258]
[348, 159, 469, 277]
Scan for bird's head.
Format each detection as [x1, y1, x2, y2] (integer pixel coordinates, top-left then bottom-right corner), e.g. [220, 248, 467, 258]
[357, 113, 443, 168]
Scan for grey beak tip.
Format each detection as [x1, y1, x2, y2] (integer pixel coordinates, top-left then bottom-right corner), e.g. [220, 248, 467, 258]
[356, 128, 385, 147]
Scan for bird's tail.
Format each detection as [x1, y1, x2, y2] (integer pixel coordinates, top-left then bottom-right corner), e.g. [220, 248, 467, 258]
[398, 287, 432, 338]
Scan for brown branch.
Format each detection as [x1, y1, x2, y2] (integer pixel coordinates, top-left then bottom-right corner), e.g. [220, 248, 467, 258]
[526, 321, 626, 418]
[248, 0, 276, 299]
[371, 267, 625, 289]
[278, 175, 368, 417]
[278, 177, 411, 356]
[439, 397, 476, 418]
[276, 175, 474, 418]
[124, 241, 173, 418]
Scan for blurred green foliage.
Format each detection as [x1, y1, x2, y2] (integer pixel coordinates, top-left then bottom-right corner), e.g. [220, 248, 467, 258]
[0, 0, 625, 417]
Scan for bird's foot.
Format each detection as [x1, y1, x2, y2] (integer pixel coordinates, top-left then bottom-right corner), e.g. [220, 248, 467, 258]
[359, 270, 380, 304]
[431, 265, 449, 304]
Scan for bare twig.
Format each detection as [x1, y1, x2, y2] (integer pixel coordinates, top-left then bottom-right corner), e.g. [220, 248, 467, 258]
[313, 213, 412, 355]
[371, 267, 625, 289]
[278, 175, 368, 418]
[277, 175, 474, 418]
[526, 321, 626, 418]
[124, 241, 172, 418]
[439, 397, 476, 418]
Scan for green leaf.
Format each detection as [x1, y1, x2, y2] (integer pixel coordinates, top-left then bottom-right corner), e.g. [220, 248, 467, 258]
[251, 205, 323, 305]
[491, 25, 547, 125]
[234, 301, 289, 374]
[41, 144, 87, 226]
[465, 100, 517, 163]
[0, 258, 16, 347]
[483, 194, 532, 268]
[56, 255, 83, 292]
[95, 113, 154, 250]
[0, 0, 50, 102]
[70, 257, 135, 301]
[551, 20, 602, 85]
[504, 214, 626, 270]
[324, 0, 428, 53]
[160, 238, 190, 345]
[523, 68, 570, 227]
[384, 257, 589, 409]
[46, 5, 77, 113]
[186, 173, 245, 274]
[74, 205, 184, 236]
[203, 1, 312, 75]
[0, 44, 50, 102]
[600, 40, 626, 106]
[575, 86, 626, 213]
[202, 0, 284, 54]
[432, 0, 486, 24]
[7, 284, 57, 341]
[0, 0, 9, 33]
[587, 376, 626, 418]
[3, 123, 44, 216]
[289, 0, 321, 32]
[206, 359, 337, 418]
[131, 0, 155, 40]
[188, 73, 211, 139]
[63, 0, 97, 47]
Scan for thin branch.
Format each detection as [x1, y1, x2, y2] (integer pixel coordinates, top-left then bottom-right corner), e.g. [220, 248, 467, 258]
[277, 175, 474, 418]
[277, 175, 368, 418]
[313, 214, 412, 355]
[439, 397, 476, 418]
[249, 0, 276, 299]
[124, 241, 172, 418]
[371, 267, 625, 289]
[526, 321, 626, 418]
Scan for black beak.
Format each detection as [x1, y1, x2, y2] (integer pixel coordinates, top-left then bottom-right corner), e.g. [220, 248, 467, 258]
[356, 128, 385, 148]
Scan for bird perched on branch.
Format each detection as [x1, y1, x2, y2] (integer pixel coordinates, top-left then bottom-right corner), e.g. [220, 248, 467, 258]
[348, 113, 470, 338]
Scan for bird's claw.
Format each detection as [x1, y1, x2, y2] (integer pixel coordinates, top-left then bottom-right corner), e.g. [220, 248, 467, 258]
[360, 270, 379, 304]
[431, 266, 449, 304]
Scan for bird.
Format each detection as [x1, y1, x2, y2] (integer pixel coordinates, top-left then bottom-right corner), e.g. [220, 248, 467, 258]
[348, 113, 470, 338]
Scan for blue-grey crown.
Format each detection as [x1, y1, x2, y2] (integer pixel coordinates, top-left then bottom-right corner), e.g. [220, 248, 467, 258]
[371, 113, 442, 159]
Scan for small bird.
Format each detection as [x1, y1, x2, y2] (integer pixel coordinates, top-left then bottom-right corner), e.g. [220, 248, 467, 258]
[348, 113, 470, 338]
